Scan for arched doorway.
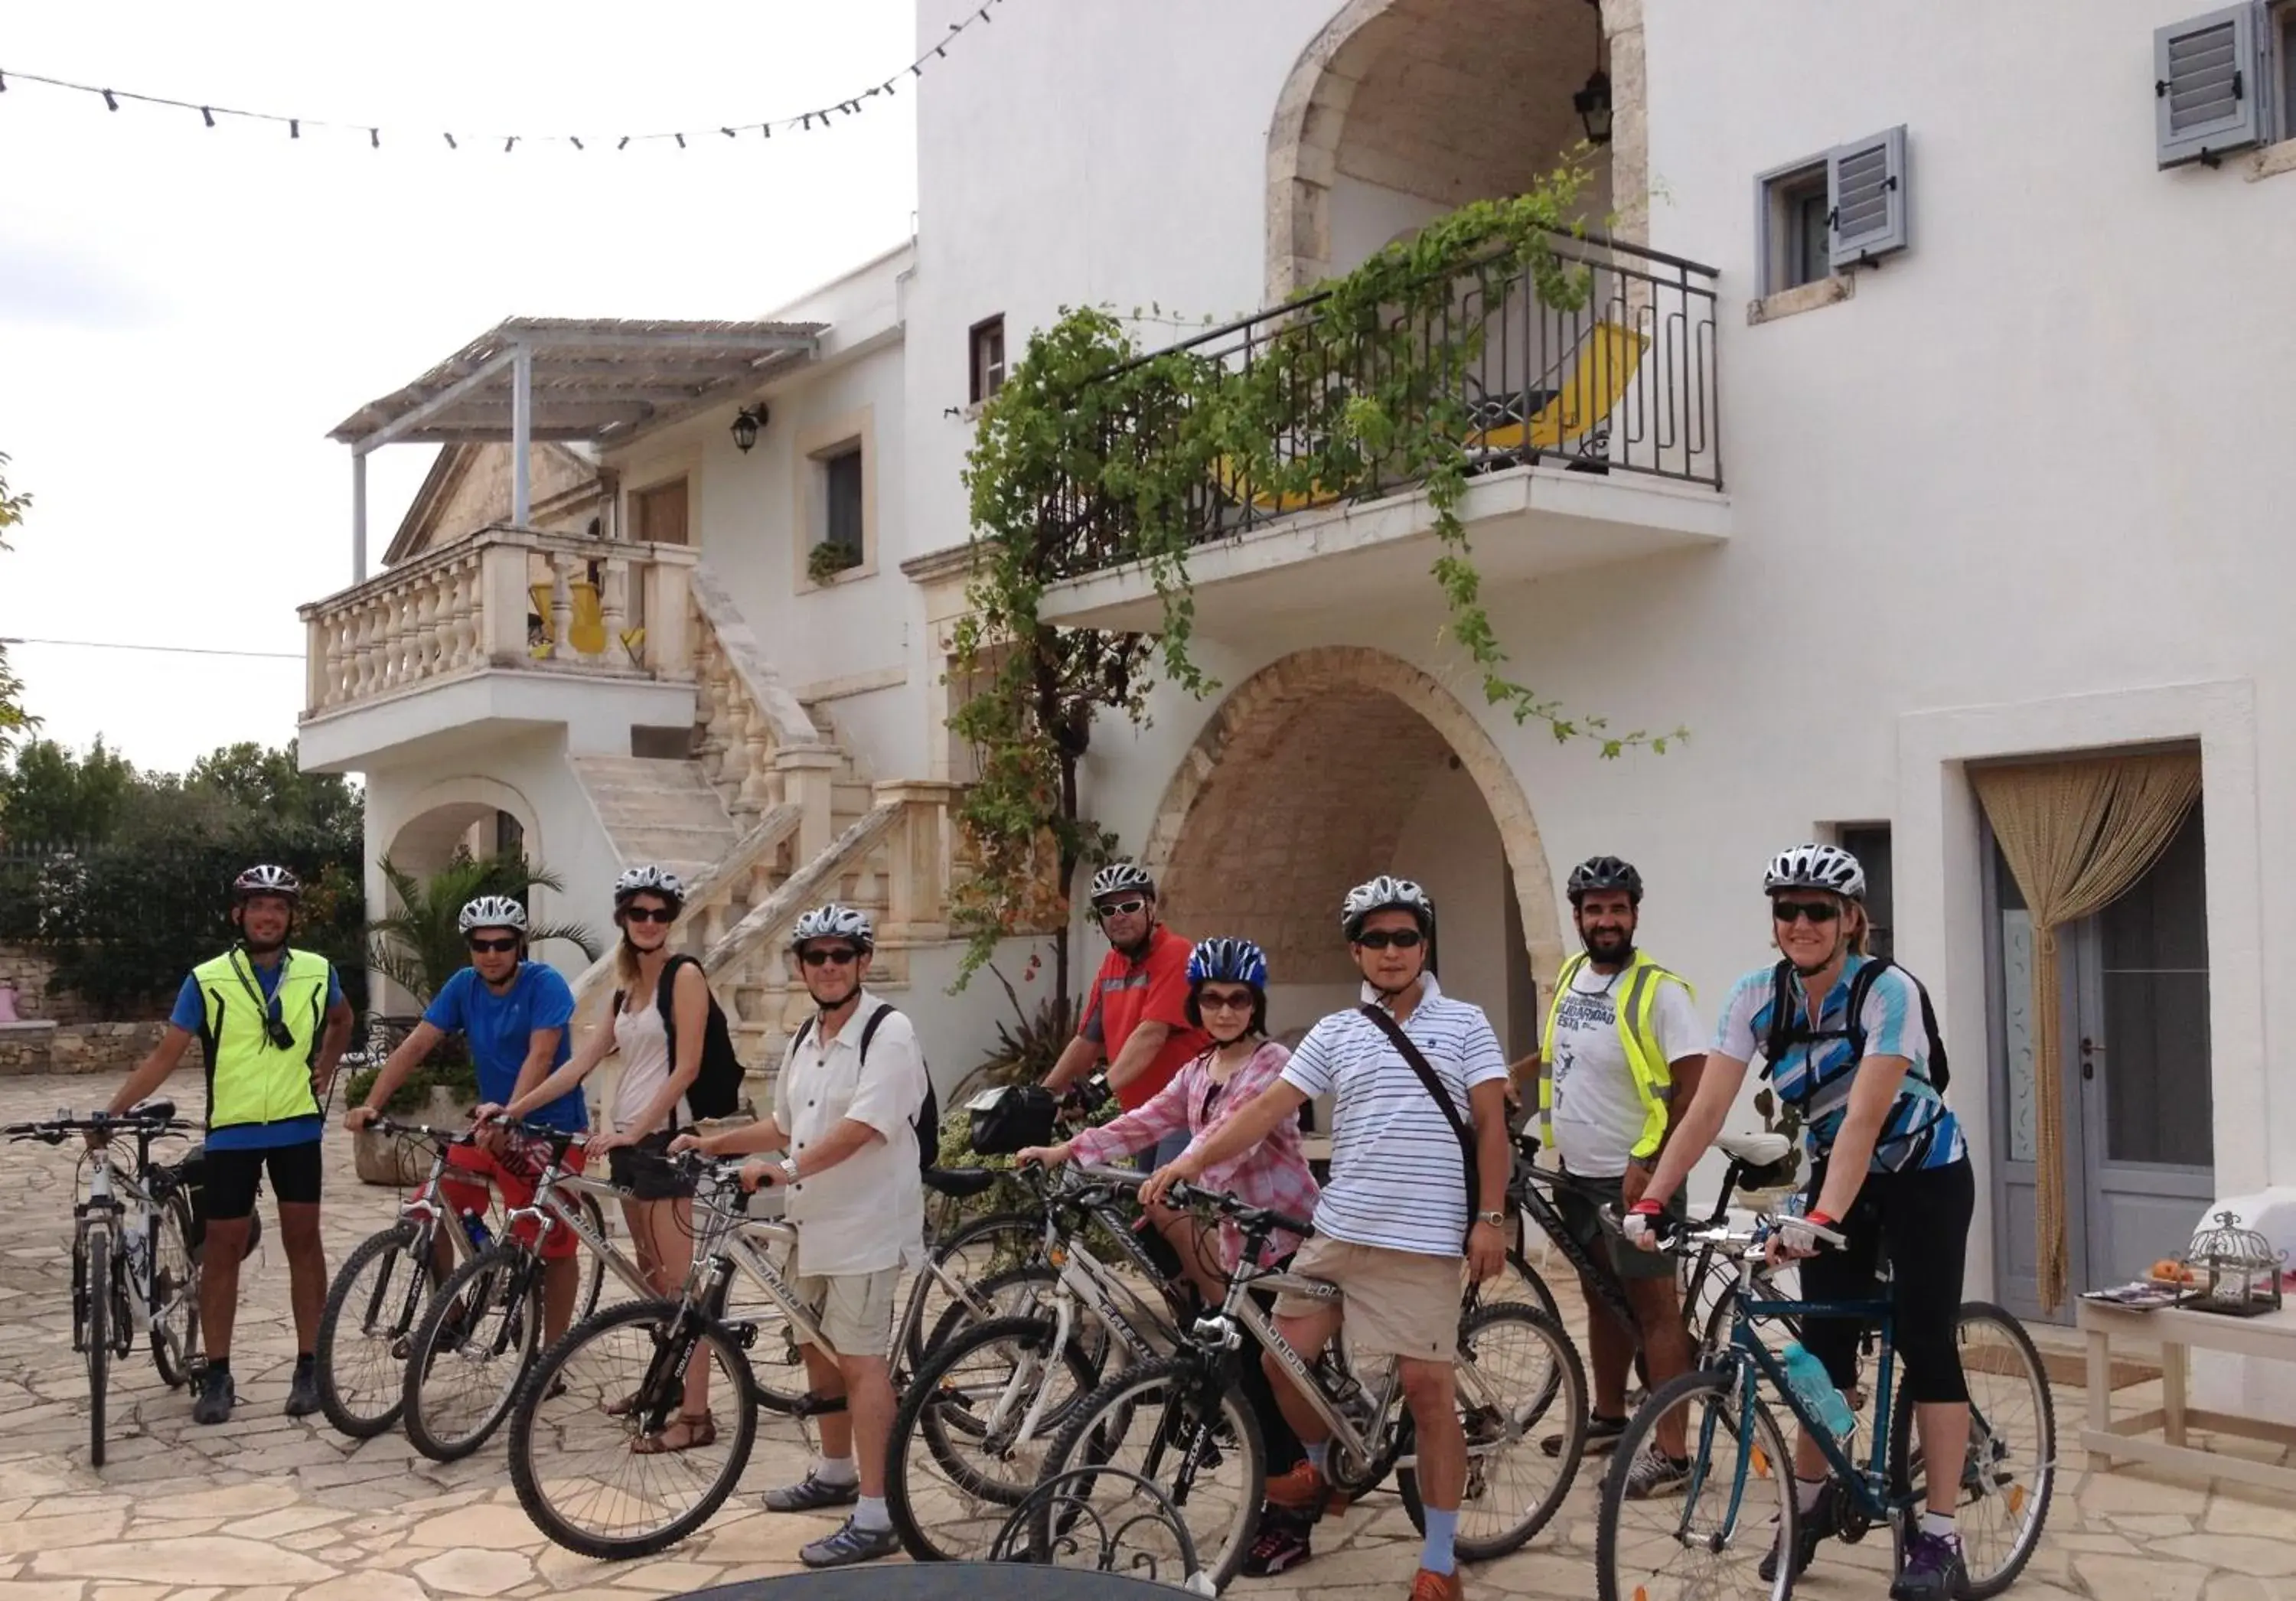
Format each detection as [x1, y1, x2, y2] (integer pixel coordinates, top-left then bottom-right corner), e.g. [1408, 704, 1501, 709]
[1265, 0, 1646, 301]
[370, 776, 547, 1014]
[1141, 647, 1562, 1059]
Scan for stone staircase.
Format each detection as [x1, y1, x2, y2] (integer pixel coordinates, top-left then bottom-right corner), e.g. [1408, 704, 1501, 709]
[568, 755, 744, 886]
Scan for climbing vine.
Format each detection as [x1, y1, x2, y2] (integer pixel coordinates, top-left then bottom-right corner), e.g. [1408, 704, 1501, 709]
[950, 153, 1681, 988]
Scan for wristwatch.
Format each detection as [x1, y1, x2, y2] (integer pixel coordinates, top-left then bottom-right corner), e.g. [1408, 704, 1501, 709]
[1476, 1209, 1508, 1228]
[779, 1157, 799, 1185]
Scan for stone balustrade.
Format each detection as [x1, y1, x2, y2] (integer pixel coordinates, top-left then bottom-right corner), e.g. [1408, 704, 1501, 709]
[299, 527, 699, 716]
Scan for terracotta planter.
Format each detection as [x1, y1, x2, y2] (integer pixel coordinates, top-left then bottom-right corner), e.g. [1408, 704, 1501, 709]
[351, 1087, 478, 1186]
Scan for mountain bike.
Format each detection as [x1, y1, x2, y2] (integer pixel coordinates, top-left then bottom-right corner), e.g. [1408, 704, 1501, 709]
[1596, 1214, 2055, 1601]
[6, 1103, 205, 1467]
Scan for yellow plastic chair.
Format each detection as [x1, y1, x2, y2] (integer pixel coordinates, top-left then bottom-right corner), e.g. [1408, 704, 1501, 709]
[1210, 455, 1346, 515]
[527, 579, 608, 658]
[1465, 320, 1649, 457]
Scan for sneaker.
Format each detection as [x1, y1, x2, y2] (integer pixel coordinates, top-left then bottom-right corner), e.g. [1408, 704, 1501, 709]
[1760, 1479, 1841, 1583]
[764, 1471, 861, 1513]
[285, 1357, 321, 1418]
[1547, 1411, 1625, 1458]
[1242, 1507, 1314, 1577]
[800, 1517, 901, 1568]
[1622, 1446, 1692, 1500]
[1890, 1529, 1967, 1601]
[1264, 1460, 1348, 1517]
[1409, 1566, 1464, 1601]
[192, 1366, 236, 1426]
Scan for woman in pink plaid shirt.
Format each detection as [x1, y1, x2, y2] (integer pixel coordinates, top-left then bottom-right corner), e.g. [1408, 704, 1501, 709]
[1019, 936, 1318, 1303]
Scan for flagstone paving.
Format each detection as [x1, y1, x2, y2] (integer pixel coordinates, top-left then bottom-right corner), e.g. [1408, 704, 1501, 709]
[1, 1073, 2289, 1599]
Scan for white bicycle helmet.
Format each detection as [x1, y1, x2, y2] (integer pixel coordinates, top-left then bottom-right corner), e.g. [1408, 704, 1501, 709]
[1341, 875, 1435, 941]
[1763, 843, 1867, 900]
[613, 864, 687, 908]
[1088, 862, 1156, 903]
[790, 902, 876, 953]
[458, 895, 529, 935]
[233, 863, 302, 901]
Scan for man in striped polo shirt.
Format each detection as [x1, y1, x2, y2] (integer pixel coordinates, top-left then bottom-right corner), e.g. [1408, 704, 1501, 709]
[1147, 875, 1510, 1601]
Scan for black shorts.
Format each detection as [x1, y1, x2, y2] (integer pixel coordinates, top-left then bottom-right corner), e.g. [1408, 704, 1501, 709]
[1798, 1156, 1974, 1405]
[201, 1140, 324, 1220]
[608, 1130, 696, 1202]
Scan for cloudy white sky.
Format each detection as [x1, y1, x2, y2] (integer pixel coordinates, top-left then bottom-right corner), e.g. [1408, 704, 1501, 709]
[0, 0, 920, 773]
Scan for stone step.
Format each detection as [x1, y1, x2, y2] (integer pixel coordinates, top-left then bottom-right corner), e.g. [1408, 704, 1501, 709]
[569, 755, 742, 873]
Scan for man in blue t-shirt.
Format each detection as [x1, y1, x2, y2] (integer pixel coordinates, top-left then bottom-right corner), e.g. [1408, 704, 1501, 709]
[346, 895, 590, 1343]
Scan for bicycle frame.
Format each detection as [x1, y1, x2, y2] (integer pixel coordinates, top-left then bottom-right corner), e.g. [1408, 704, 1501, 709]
[503, 1146, 673, 1309]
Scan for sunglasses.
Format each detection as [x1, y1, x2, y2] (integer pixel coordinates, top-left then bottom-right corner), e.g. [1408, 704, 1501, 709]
[621, 905, 676, 925]
[800, 946, 861, 968]
[1355, 928, 1425, 950]
[1771, 899, 1842, 926]
[467, 935, 520, 954]
[1197, 989, 1256, 1013]
[1094, 898, 1149, 920]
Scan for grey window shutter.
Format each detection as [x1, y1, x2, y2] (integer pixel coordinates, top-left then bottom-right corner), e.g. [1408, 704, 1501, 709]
[2154, 5, 2263, 168]
[1827, 125, 1910, 269]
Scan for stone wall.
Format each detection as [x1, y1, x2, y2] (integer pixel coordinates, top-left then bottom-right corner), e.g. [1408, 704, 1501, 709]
[0, 944, 100, 1025]
[0, 1021, 168, 1078]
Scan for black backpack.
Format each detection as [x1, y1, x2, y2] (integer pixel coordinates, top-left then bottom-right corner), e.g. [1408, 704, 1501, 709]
[788, 1003, 941, 1174]
[1761, 956, 1950, 1094]
[614, 953, 745, 1122]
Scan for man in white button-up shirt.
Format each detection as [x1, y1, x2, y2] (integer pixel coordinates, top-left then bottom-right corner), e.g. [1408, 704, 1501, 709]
[678, 902, 926, 1568]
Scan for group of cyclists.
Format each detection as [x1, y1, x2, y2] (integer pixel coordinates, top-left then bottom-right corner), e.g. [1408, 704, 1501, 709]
[89, 831, 1976, 1601]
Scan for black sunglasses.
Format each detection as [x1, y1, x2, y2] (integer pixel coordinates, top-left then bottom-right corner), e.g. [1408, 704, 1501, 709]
[801, 946, 861, 968]
[467, 935, 520, 954]
[1355, 928, 1425, 950]
[621, 905, 676, 925]
[1771, 899, 1842, 926]
[1094, 898, 1149, 920]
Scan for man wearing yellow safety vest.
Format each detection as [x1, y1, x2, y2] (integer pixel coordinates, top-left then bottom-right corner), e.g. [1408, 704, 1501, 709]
[1529, 856, 1705, 1498]
[104, 864, 354, 1426]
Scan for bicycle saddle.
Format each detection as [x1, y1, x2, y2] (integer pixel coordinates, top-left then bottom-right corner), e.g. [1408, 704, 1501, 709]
[129, 1100, 178, 1123]
[922, 1166, 999, 1199]
[1716, 1129, 1792, 1167]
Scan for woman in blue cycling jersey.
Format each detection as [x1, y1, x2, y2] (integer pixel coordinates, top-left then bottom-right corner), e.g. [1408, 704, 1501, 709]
[1629, 843, 1972, 1601]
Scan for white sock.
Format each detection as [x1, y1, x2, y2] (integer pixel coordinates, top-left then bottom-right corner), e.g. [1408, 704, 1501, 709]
[854, 1495, 891, 1532]
[816, 1455, 859, 1487]
[1920, 1511, 1958, 1544]
[1795, 1476, 1828, 1512]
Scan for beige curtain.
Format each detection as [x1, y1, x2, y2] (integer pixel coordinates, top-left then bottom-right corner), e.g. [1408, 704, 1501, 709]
[1972, 752, 2201, 1311]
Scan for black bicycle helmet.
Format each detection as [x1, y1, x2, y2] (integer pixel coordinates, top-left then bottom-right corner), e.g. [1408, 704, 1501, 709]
[1566, 855, 1643, 905]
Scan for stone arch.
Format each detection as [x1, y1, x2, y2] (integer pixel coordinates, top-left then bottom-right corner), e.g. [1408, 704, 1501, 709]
[1140, 645, 1564, 998]
[1264, 0, 1647, 302]
[384, 774, 545, 880]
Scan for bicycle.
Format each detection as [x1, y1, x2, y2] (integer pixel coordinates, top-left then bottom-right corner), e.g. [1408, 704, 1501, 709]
[311, 1116, 608, 1440]
[5, 1102, 205, 1467]
[1035, 1175, 1590, 1590]
[504, 1150, 1052, 1559]
[1595, 1214, 2056, 1601]
[396, 1117, 655, 1461]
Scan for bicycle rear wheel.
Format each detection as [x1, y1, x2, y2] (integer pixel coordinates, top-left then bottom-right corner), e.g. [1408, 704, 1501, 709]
[402, 1242, 541, 1461]
[150, 1193, 203, 1390]
[510, 1297, 757, 1559]
[1887, 1300, 2056, 1600]
[1597, 1366, 1797, 1601]
[572, 1194, 609, 1322]
[910, 1209, 1046, 1373]
[83, 1229, 110, 1469]
[316, 1221, 429, 1439]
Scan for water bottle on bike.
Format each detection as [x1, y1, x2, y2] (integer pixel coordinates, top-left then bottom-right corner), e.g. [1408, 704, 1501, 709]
[1778, 1343, 1856, 1442]
[461, 1211, 493, 1251]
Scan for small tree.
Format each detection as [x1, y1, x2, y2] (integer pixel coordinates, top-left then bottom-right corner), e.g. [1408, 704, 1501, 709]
[0, 452, 37, 765]
[366, 853, 600, 1008]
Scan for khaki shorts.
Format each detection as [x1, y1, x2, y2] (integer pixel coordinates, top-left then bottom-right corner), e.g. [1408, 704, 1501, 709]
[792, 1262, 900, 1358]
[1273, 1235, 1465, 1364]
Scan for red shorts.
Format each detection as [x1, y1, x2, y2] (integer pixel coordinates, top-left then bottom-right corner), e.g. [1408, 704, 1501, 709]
[431, 1140, 587, 1262]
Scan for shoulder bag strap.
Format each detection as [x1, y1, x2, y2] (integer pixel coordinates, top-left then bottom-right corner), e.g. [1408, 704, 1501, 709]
[1357, 1003, 1479, 1247]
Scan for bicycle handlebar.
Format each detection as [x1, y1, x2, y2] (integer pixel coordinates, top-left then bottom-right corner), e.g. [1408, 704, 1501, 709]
[5, 1109, 198, 1143]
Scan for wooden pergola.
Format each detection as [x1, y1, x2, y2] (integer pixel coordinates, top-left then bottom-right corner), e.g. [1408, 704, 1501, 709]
[329, 316, 822, 580]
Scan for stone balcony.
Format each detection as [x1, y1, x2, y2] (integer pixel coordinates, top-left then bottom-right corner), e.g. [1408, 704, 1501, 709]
[295, 526, 700, 773]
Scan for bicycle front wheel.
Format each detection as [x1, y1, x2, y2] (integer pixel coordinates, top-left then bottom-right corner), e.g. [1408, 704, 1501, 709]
[1041, 1355, 1265, 1592]
[316, 1221, 430, 1439]
[150, 1192, 203, 1390]
[402, 1242, 540, 1461]
[572, 1193, 609, 1323]
[83, 1229, 110, 1469]
[1887, 1300, 2056, 1600]
[1596, 1366, 1797, 1601]
[507, 1298, 757, 1560]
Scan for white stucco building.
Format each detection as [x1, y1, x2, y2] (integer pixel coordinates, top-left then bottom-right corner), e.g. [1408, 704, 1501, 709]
[297, 0, 2296, 1335]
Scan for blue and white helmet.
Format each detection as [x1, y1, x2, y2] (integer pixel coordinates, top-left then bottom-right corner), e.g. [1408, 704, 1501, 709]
[458, 895, 528, 935]
[790, 902, 876, 953]
[1187, 937, 1269, 990]
[1088, 861, 1156, 903]
[1763, 843, 1865, 900]
[1341, 875, 1434, 941]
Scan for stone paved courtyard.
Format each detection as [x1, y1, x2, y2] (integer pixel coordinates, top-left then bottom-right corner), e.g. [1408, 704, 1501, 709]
[1, 1072, 2291, 1601]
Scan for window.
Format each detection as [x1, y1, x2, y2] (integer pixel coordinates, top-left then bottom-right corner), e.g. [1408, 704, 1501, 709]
[1756, 127, 1910, 298]
[2278, 1, 2296, 139]
[970, 315, 1006, 404]
[634, 478, 688, 546]
[823, 445, 864, 558]
[2154, 5, 2272, 165]
[1838, 824, 1895, 961]
[1762, 162, 1831, 294]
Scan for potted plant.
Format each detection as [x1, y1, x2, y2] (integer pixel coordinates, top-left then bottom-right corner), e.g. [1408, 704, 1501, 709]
[347, 851, 599, 1185]
[807, 540, 864, 585]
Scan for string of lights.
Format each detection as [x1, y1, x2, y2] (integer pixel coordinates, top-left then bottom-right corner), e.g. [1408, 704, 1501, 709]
[0, 2, 1004, 152]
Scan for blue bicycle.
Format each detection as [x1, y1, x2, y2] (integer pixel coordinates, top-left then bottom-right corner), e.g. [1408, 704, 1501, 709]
[1596, 1214, 2054, 1601]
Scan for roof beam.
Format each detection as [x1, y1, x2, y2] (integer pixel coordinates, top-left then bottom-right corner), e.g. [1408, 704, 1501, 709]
[510, 327, 817, 355]
[341, 347, 520, 453]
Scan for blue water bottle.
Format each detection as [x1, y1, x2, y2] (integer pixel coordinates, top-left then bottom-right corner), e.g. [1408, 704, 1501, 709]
[460, 1211, 493, 1251]
[1779, 1342, 1857, 1442]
